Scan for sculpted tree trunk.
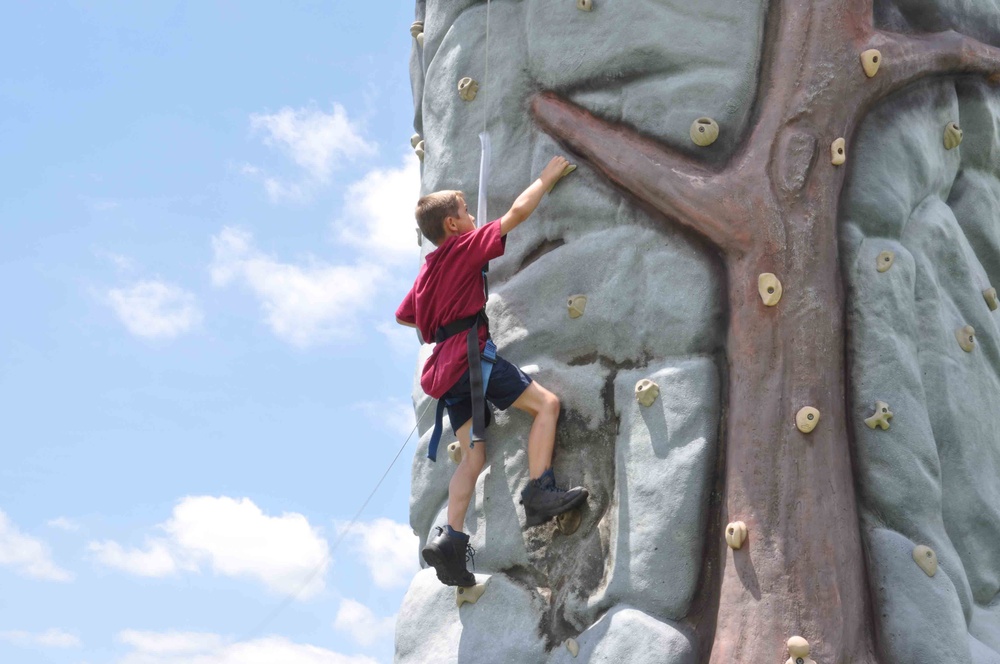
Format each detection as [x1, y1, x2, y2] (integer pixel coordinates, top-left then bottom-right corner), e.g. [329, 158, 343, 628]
[533, 2, 1000, 661]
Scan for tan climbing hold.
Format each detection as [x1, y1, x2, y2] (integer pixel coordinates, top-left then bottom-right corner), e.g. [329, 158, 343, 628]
[414, 140, 425, 161]
[956, 325, 976, 352]
[458, 77, 479, 102]
[877, 250, 895, 273]
[410, 21, 424, 39]
[447, 441, 463, 464]
[944, 122, 963, 150]
[577, 0, 593, 11]
[410, 133, 422, 149]
[913, 545, 938, 577]
[796, 407, 820, 434]
[634, 379, 660, 407]
[861, 49, 882, 78]
[786, 636, 816, 664]
[690, 117, 719, 147]
[456, 582, 487, 607]
[565, 638, 580, 657]
[725, 521, 747, 550]
[831, 137, 846, 166]
[864, 401, 893, 430]
[984, 287, 998, 311]
[417, 33, 425, 47]
[547, 163, 577, 193]
[758, 273, 782, 306]
[557, 508, 582, 536]
[567, 294, 587, 319]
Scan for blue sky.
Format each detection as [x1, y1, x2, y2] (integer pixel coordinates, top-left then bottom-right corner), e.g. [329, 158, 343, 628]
[2, 2, 424, 662]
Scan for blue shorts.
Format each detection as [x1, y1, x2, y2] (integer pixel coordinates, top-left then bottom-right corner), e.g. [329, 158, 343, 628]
[443, 354, 533, 435]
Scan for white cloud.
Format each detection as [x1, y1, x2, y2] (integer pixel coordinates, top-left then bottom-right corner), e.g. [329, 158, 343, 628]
[210, 227, 384, 347]
[0, 510, 73, 582]
[247, 104, 376, 202]
[116, 631, 378, 664]
[337, 154, 421, 265]
[90, 497, 330, 599]
[333, 599, 395, 648]
[0, 629, 81, 649]
[337, 518, 418, 590]
[47, 516, 81, 532]
[106, 280, 202, 340]
[351, 398, 415, 438]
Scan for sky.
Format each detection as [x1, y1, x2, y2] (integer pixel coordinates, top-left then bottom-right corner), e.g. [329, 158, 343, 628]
[1, 2, 425, 662]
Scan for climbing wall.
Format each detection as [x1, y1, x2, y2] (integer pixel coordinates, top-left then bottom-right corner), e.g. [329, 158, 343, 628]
[398, 0, 1000, 662]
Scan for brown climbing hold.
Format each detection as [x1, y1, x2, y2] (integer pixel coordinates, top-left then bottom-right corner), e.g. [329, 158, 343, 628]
[956, 325, 976, 352]
[565, 638, 580, 657]
[877, 250, 895, 273]
[944, 122, 963, 150]
[689, 117, 719, 147]
[634, 379, 660, 407]
[557, 508, 582, 536]
[567, 294, 587, 319]
[757, 273, 782, 306]
[577, 0, 593, 11]
[786, 636, 817, 664]
[913, 545, 937, 577]
[796, 407, 820, 434]
[458, 77, 479, 102]
[984, 287, 998, 311]
[861, 49, 882, 78]
[831, 137, 846, 165]
[725, 521, 747, 550]
[456, 582, 487, 607]
[447, 441, 463, 464]
[864, 401, 893, 430]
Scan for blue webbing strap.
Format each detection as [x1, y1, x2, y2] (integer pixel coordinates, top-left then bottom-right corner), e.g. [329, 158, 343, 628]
[426, 337, 497, 462]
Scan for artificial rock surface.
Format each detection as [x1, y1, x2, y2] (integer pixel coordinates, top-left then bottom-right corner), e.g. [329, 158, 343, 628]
[400, 0, 1000, 662]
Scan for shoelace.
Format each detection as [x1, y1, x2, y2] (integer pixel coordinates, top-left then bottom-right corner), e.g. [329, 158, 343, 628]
[466, 544, 476, 571]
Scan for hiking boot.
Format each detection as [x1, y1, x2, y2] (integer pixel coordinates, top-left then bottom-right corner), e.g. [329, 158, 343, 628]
[519, 468, 589, 528]
[421, 526, 476, 587]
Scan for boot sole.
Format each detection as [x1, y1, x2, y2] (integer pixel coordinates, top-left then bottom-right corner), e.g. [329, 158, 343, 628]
[523, 490, 589, 529]
[422, 546, 475, 587]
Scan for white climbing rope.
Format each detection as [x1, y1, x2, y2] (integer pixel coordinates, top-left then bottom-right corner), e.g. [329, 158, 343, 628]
[476, 0, 492, 228]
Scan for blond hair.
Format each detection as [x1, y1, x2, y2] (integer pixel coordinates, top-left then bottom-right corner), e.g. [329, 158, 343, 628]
[415, 190, 463, 245]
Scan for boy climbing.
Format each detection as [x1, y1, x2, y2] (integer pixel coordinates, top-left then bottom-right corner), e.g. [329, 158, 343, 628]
[395, 156, 588, 588]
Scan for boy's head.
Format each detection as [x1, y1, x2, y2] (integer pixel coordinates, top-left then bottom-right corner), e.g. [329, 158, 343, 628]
[415, 190, 475, 245]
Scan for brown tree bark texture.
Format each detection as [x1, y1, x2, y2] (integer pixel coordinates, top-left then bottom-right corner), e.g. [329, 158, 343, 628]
[533, 1, 1000, 662]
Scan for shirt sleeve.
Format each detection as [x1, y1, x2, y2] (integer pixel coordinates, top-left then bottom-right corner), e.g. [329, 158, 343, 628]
[456, 219, 506, 268]
[395, 287, 416, 324]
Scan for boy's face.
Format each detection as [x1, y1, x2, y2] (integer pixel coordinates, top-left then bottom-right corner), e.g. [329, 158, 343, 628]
[448, 195, 476, 234]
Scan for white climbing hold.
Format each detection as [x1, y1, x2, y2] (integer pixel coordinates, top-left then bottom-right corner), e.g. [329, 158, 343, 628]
[796, 407, 820, 434]
[690, 117, 719, 147]
[447, 441, 463, 464]
[877, 250, 895, 273]
[634, 379, 660, 407]
[414, 140, 425, 161]
[944, 122, 963, 150]
[557, 508, 582, 536]
[565, 638, 580, 657]
[567, 294, 587, 319]
[864, 401, 893, 430]
[456, 582, 487, 607]
[786, 636, 816, 664]
[758, 273, 782, 306]
[725, 521, 747, 550]
[956, 325, 976, 352]
[861, 49, 882, 78]
[913, 545, 937, 577]
[458, 77, 479, 102]
[984, 287, 998, 311]
[410, 21, 423, 39]
[410, 133, 422, 149]
[831, 137, 846, 165]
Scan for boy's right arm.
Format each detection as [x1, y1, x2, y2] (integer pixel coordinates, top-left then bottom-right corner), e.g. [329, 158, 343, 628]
[499, 156, 569, 237]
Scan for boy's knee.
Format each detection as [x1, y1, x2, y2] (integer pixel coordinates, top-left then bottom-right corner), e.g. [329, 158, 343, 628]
[541, 388, 560, 415]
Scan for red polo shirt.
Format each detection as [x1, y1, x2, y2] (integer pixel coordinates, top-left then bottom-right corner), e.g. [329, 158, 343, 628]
[396, 220, 506, 398]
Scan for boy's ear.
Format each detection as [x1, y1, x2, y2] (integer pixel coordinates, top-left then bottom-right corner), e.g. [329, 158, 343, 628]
[442, 215, 459, 234]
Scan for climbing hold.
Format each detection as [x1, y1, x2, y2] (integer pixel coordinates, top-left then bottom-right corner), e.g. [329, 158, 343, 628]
[831, 137, 846, 165]
[410, 21, 423, 39]
[577, 0, 593, 11]
[876, 250, 895, 273]
[944, 122, 963, 150]
[414, 140, 425, 161]
[547, 163, 577, 193]
[913, 545, 937, 577]
[864, 401, 893, 430]
[567, 294, 587, 319]
[861, 49, 882, 78]
[634, 379, 660, 407]
[725, 521, 747, 550]
[447, 441, 463, 464]
[956, 325, 976, 352]
[786, 636, 816, 664]
[410, 133, 422, 149]
[458, 77, 479, 102]
[984, 287, 998, 311]
[566, 638, 580, 657]
[416, 228, 422, 247]
[557, 508, 582, 536]
[689, 117, 719, 147]
[758, 273, 783, 307]
[456, 582, 487, 607]
[796, 407, 820, 434]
